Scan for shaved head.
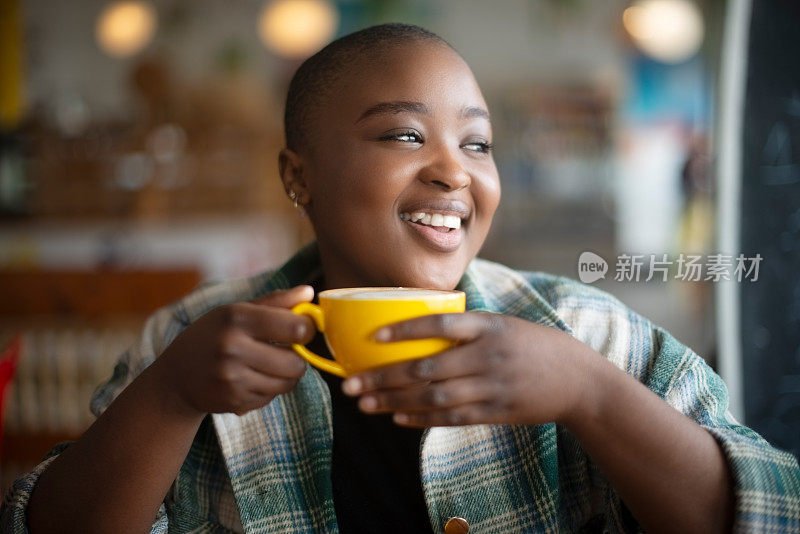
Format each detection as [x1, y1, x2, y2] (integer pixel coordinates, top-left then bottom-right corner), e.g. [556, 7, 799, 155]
[283, 23, 452, 154]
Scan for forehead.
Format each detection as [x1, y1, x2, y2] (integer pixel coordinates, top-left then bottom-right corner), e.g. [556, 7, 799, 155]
[326, 42, 487, 123]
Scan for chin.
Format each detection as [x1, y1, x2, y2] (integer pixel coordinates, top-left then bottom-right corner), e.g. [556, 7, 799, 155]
[399, 266, 464, 290]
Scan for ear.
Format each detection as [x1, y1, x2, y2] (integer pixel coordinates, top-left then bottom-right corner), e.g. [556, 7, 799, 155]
[278, 148, 310, 205]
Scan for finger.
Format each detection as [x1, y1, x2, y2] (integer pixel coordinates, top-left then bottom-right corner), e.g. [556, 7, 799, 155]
[392, 403, 498, 428]
[374, 311, 504, 343]
[343, 341, 505, 395]
[223, 303, 315, 345]
[217, 366, 299, 415]
[251, 285, 315, 309]
[233, 335, 308, 379]
[241, 366, 300, 397]
[357, 376, 497, 414]
[230, 369, 300, 415]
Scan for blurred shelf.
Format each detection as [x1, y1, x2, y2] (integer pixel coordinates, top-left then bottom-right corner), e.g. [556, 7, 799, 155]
[0, 267, 203, 494]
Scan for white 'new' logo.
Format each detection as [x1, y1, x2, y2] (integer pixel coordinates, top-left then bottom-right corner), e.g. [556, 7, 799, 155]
[577, 252, 608, 284]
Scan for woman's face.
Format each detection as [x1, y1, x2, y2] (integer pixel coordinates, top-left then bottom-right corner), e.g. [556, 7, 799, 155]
[298, 42, 501, 290]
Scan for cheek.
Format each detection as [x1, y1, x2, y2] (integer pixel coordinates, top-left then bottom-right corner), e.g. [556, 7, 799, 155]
[479, 163, 502, 208]
[324, 150, 418, 207]
[472, 168, 502, 225]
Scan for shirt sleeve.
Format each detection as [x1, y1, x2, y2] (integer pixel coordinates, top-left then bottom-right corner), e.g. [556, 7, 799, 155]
[649, 324, 800, 532]
[0, 303, 181, 533]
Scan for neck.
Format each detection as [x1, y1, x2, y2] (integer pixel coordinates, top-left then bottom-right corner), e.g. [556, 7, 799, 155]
[314, 242, 376, 291]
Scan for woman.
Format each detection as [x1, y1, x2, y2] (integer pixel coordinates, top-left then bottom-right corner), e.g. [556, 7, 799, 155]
[7, 23, 799, 534]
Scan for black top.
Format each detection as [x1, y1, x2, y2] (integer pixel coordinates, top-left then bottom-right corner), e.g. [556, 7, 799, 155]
[305, 286, 433, 533]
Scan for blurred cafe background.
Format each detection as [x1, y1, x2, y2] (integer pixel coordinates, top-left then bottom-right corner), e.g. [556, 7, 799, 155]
[1, 0, 798, 490]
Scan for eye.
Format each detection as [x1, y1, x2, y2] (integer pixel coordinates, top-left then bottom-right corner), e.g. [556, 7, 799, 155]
[379, 129, 424, 144]
[461, 139, 494, 154]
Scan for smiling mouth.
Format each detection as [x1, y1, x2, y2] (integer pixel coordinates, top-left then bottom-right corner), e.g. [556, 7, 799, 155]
[399, 211, 462, 232]
[399, 211, 464, 251]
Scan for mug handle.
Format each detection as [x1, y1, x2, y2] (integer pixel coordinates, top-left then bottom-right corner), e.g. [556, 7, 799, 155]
[290, 302, 347, 378]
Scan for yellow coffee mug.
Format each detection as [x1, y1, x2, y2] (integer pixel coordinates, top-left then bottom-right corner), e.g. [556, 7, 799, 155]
[291, 287, 466, 377]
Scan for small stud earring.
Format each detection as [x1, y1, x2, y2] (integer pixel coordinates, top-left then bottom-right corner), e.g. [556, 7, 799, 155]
[288, 190, 298, 209]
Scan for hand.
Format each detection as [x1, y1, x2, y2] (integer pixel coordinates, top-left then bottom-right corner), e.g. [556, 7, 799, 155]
[341, 312, 600, 428]
[152, 285, 316, 416]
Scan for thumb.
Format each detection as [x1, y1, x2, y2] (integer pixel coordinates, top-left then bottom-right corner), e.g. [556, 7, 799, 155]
[252, 285, 315, 309]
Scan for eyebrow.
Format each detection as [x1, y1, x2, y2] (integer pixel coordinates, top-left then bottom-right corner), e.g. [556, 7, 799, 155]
[461, 106, 491, 122]
[355, 101, 429, 123]
[354, 101, 491, 124]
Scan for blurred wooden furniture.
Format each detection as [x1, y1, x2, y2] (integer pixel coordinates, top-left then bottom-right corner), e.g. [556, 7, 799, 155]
[0, 269, 203, 316]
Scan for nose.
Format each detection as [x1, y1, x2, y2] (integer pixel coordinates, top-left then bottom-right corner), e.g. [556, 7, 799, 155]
[418, 144, 471, 191]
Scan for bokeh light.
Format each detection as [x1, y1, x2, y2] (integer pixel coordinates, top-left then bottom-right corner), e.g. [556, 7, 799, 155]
[258, 0, 338, 59]
[95, 1, 157, 59]
[623, 0, 704, 64]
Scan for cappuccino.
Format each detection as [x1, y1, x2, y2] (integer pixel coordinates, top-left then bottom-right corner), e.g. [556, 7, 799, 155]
[323, 288, 461, 301]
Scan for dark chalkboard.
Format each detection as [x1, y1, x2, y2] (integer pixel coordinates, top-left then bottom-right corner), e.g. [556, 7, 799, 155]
[740, 0, 800, 458]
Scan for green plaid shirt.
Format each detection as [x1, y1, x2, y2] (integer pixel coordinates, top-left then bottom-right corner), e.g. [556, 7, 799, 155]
[3, 242, 799, 533]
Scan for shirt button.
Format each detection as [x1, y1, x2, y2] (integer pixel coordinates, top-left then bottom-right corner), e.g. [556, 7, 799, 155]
[444, 516, 469, 534]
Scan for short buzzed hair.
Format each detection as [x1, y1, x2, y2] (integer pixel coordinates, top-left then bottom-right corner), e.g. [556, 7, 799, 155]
[283, 23, 451, 153]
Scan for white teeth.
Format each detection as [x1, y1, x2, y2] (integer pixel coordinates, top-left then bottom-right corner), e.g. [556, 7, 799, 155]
[400, 211, 463, 229]
[443, 215, 461, 229]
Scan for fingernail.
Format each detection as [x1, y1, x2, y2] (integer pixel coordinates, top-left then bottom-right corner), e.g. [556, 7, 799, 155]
[295, 322, 306, 339]
[342, 377, 362, 395]
[394, 413, 410, 424]
[374, 327, 391, 342]
[359, 396, 377, 411]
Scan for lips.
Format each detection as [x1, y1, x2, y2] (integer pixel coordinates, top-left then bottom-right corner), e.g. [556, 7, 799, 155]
[398, 198, 470, 253]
